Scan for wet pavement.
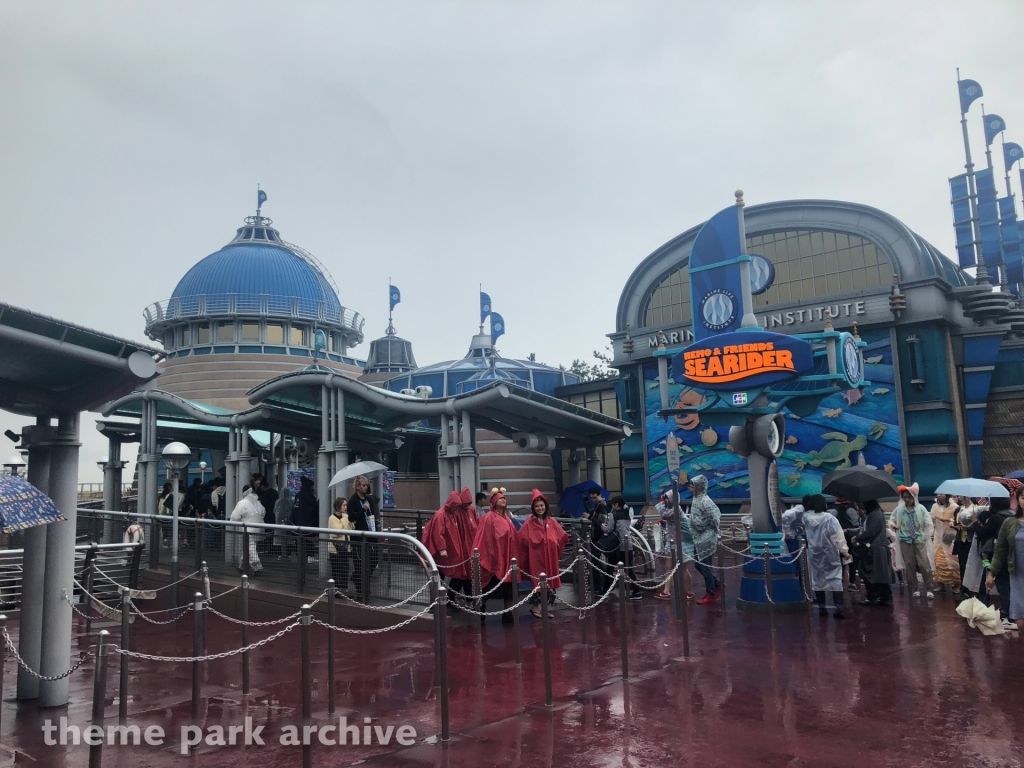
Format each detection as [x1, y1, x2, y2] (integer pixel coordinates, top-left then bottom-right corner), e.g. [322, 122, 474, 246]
[2, 571, 1023, 768]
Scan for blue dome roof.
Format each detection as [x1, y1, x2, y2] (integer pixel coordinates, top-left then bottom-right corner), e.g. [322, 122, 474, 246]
[171, 243, 341, 315]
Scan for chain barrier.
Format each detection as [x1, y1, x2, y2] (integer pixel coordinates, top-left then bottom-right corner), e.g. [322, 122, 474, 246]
[436, 556, 473, 570]
[63, 590, 93, 620]
[1, 628, 89, 682]
[622, 563, 680, 590]
[204, 589, 327, 627]
[110, 621, 301, 663]
[312, 602, 437, 634]
[449, 587, 540, 617]
[553, 573, 621, 616]
[206, 584, 241, 600]
[333, 581, 431, 612]
[519, 561, 576, 582]
[128, 598, 192, 625]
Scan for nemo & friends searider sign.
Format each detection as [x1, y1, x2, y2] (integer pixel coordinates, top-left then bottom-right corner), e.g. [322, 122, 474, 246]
[671, 330, 814, 391]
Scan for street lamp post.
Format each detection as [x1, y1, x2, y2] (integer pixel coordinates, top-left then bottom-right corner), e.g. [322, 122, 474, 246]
[162, 442, 192, 608]
[199, 461, 207, 483]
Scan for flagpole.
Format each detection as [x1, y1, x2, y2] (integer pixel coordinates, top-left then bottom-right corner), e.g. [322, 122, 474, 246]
[982, 105, 994, 171]
[958, 70, 989, 283]
[1003, 136, 1013, 197]
[479, 284, 484, 335]
[387, 278, 394, 336]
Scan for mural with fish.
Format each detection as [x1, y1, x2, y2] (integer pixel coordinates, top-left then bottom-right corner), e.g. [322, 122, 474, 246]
[643, 328, 904, 501]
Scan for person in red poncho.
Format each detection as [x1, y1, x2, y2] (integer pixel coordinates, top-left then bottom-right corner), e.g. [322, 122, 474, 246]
[472, 487, 518, 623]
[516, 489, 570, 618]
[422, 491, 472, 598]
[454, 486, 480, 575]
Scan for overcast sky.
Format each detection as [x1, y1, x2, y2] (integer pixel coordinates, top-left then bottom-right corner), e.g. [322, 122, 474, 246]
[1, 1, 1022, 482]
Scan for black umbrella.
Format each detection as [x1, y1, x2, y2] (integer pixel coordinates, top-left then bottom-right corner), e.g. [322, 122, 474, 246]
[820, 468, 900, 502]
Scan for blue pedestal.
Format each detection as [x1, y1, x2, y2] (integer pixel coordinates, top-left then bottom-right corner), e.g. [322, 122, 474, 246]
[737, 532, 807, 613]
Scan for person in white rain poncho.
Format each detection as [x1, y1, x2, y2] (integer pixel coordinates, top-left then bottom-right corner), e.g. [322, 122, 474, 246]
[230, 486, 265, 574]
[804, 494, 850, 619]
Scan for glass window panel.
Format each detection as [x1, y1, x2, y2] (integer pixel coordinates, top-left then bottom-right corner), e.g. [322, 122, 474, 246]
[290, 325, 306, 346]
[822, 231, 837, 252]
[826, 273, 841, 294]
[241, 323, 259, 341]
[798, 233, 813, 258]
[811, 253, 826, 275]
[849, 245, 865, 268]
[824, 252, 839, 273]
[217, 322, 234, 342]
[777, 282, 791, 303]
[864, 266, 880, 288]
[181, 326, 191, 346]
[775, 261, 789, 283]
[836, 233, 849, 249]
[852, 270, 865, 289]
[801, 278, 814, 298]
[266, 324, 284, 344]
[197, 324, 210, 344]
[837, 249, 852, 271]
[862, 243, 877, 266]
[879, 264, 893, 285]
[810, 231, 824, 253]
[814, 276, 827, 295]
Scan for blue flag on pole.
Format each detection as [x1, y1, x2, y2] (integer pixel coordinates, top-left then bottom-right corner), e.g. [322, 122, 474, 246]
[489, 312, 505, 343]
[257, 189, 268, 208]
[480, 292, 492, 323]
[999, 196, 1022, 284]
[1005, 142, 1024, 171]
[950, 174, 975, 268]
[976, 168, 1003, 267]
[984, 115, 1006, 146]
[959, 79, 983, 114]
[389, 285, 401, 311]
[687, 204, 749, 341]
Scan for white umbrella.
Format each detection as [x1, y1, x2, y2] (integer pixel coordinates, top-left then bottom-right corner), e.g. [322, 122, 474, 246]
[934, 478, 1010, 498]
[328, 461, 388, 489]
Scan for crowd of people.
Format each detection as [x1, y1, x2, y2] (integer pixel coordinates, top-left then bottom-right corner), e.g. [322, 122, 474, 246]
[777, 480, 1024, 631]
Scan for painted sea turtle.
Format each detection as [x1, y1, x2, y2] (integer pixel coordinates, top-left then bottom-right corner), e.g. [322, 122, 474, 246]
[793, 433, 868, 470]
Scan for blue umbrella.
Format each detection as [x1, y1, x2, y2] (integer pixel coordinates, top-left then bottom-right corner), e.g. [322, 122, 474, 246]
[0, 474, 66, 533]
[557, 480, 608, 518]
[934, 478, 1009, 498]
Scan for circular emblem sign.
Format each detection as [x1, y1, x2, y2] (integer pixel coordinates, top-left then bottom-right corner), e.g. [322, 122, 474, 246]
[749, 254, 776, 296]
[700, 289, 737, 331]
[843, 336, 862, 386]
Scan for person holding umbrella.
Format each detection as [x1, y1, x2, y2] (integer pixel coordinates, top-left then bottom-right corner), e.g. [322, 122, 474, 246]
[853, 499, 894, 606]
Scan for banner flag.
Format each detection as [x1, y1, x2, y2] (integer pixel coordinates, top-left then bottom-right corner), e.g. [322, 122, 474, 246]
[984, 115, 1006, 146]
[489, 312, 505, 343]
[949, 174, 975, 267]
[999, 196, 1023, 284]
[480, 292, 492, 323]
[976, 168, 1003, 267]
[257, 189, 268, 208]
[389, 285, 401, 311]
[959, 79, 983, 114]
[687, 205, 749, 341]
[1005, 142, 1024, 171]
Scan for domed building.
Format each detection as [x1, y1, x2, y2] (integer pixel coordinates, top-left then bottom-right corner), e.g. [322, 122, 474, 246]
[143, 212, 365, 409]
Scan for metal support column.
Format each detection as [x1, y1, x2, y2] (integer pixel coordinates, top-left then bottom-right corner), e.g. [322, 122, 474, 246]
[18, 417, 52, 700]
[586, 446, 601, 485]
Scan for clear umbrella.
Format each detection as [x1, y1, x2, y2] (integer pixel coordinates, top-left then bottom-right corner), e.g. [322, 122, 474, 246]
[934, 478, 1010, 498]
[328, 461, 389, 489]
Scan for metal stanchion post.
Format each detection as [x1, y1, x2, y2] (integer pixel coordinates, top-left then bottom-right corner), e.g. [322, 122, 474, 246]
[575, 548, 587, 645]
[301, 604, 312, 768]
[510, 558, 522, 665]
[763, 544, 775, 623]
[243, 526, 251, 575]
[241, 575, 250, 695]
[0, 616, 6, 732]
[670, 546, 680, 618]
[671, 481, 691, 658]
[437, 585, 451, 744]
[717, 545, 727, 606]
[429, 569, 441, 688]
[201, 561, 211, 653]
[617, 563, 629, 680]
[191, 592, 203, 735]
[327, 579, 336, 715]
[119, 591, 130, 725]
[84, 561, 95, 636]
[472, 548, 482, 627]
[89, 631, 110, 768]
[540, 574, 553, 707]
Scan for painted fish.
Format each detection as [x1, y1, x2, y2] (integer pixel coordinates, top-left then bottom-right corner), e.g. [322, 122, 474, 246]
[842, 389, 863, 406]
[725, 444, 735, 452]
[871, 388, 890, 395]
[865, 355, 884, 364]
[783, 472, 801, 488]
[868, 422, 888, 439]
[735, 477, 749, 485]
[653, 447, 666, 455]
[785, 435, 799, 445]
[680, 444, 695, 454]
[822, 408, 843, 418]
[719, 481, 733, 488]
[821, 431, 847, 440]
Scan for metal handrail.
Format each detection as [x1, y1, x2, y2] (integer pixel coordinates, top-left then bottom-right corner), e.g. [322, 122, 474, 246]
[76, 508, 437, 573]
[142, 294, 366, 335]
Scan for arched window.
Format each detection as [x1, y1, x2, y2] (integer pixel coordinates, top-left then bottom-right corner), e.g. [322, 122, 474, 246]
[643, 229, 894, 327]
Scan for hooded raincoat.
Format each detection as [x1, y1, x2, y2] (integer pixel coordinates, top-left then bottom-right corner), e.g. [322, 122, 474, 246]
[516, 490, 570, 589]
[687, 475, 720, 562]
[857, 506, 893, 586]
[803, 509, 849, 592]
[422, 492, 471, 580]
[454, 487, 480, 567]
[472, 492, 518, 585]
